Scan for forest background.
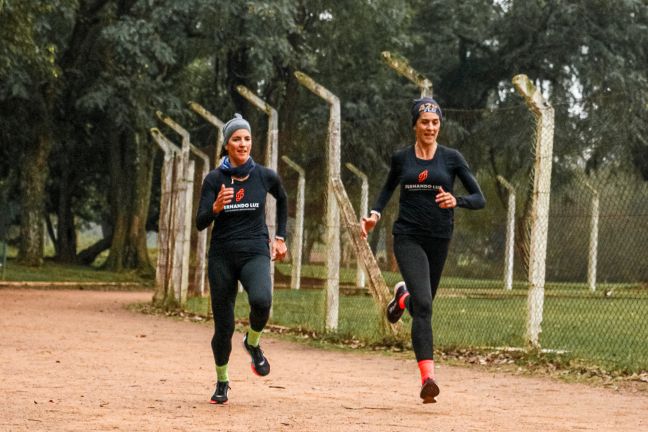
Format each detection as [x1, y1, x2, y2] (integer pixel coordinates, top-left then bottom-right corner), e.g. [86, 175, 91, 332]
[1, 0, 646, 285]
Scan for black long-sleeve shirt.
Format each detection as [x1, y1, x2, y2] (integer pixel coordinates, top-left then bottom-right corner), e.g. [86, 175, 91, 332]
[372, 145, 485, 239]
[196, 165, 288, 257]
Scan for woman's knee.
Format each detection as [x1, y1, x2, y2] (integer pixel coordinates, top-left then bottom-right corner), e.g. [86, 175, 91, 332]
[409, 295, 432, 317]
[248, 295, 272, 313]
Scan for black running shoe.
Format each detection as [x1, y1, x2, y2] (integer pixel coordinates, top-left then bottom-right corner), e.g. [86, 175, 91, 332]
[210, 381, 230, 404]
[420, 377, 440, 404]
[243, 333, 270, 376]
[386, 281, 408, 323]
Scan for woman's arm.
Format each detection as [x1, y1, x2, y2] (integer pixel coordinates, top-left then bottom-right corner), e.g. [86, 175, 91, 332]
[267, 169, 288, 240]
[371, 152, 401, 215]
[266, 169, 289, 261]
[195, 173, 218, 231]
[454, 151, 486, 210]
[361, 152, 401, 238]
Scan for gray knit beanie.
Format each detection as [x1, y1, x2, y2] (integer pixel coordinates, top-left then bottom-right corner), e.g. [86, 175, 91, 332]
[222, 113, 251, 145]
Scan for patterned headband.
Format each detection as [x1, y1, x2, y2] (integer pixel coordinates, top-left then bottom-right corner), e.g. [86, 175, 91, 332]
[411, 97, 443, 126]
[418, 103, 441, 114]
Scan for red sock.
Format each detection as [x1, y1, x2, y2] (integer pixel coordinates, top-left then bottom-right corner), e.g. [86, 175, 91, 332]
[398, 292, 410, 309]
[418, 359, 435, 383]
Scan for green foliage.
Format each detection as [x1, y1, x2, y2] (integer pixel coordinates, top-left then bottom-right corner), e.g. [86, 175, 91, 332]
[0, 1, 68, 99]
[403, 0, 648, 180]
[1, 0, 647, 269]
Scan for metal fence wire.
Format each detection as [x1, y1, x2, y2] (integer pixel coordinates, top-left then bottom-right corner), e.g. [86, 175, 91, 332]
[228, 89, 648, 374]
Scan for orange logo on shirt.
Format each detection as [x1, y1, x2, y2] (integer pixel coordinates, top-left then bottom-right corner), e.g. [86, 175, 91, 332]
[236, 188, 245, 202]
[418, 170, 428, 183]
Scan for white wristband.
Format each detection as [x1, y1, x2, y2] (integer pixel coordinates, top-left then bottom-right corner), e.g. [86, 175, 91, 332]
[369, 210, 381, 221]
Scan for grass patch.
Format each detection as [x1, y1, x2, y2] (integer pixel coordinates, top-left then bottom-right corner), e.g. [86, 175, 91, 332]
[274, 262, 644, 293]
[185, 271, 648, 374]
[1, 258, 153, 285]
[141, 298, 648, 390]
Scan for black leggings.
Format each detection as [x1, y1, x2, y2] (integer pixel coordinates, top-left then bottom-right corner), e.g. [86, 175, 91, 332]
[393, 235, 450, 362]
[208, 252, 272, 366]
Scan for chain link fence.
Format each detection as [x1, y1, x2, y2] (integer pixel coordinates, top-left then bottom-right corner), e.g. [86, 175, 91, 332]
[187, 89, 647, 374]
[446, 93, 646, 373]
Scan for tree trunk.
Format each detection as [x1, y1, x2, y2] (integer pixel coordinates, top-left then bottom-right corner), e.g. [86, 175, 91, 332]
[77, 235, 112, 265]
[18, 130, 52, 266]
[44, 212, 57, 256]
[104, 130, 128, 271]
[55, 170, 78, 263]
[104, 129, 155, 275]
[129, 131, 155, 275]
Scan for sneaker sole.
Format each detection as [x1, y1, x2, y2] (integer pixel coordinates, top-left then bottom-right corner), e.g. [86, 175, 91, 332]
[420, 380, 440, 404]
[386, 282, 407, 323]
[250, 363, 268, 377]
[243, 339, 270, 377]
[209, 399, 228, 405]
[386, 298, 405, 323]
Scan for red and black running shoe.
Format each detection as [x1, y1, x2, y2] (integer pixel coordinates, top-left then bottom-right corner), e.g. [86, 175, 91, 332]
[210, 381, 230, 404]
[386, 281, 408, 323]
[420, 377, 440, 404]
[243, 333, 270, 376]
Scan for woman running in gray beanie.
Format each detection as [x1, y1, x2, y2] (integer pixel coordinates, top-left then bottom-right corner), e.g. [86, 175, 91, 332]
[361, 97, 485, 404]
[196, 113, 288, 405]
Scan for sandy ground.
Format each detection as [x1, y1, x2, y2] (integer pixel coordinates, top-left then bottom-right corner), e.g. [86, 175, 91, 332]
[0, 288, 646, 432]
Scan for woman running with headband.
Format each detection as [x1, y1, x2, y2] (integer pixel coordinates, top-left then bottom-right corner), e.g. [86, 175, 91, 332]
[361, 97, 485, 403]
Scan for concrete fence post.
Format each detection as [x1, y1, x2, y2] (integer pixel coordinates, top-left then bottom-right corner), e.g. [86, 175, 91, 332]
[382, 51, 433, 97]
[281, 156, 305, 290]
[188, 101, 224, 168]
[512, 75, 555, 349]
[150, 128, 179, 305]
[296, 71, 399, 336]
[236, 86, 279, 301]
[497, 175, 516, 291]
[345, 163, 368, 289]
[583, 180, 599, 292]
[155, 112, 210, 303]
[294, 72, 341, 331]
[330, 178, 400, 336]
[187, 101, 226, 293]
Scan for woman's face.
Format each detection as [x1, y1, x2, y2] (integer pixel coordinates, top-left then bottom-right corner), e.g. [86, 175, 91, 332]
[226, 129, 252, 166]
[414, 112, 441, 146]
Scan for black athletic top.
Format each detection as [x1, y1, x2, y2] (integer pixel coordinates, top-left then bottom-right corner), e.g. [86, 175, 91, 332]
[371, 145, 485, 239]
[196, 165, 288, 257]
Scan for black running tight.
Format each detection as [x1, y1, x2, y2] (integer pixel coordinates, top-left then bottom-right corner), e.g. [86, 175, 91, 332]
[393, 235, 450, 362]
[208, 252, 272, 366]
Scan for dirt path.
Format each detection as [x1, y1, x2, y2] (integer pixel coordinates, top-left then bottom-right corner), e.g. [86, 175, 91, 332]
[1, 289, 646, 432]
